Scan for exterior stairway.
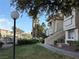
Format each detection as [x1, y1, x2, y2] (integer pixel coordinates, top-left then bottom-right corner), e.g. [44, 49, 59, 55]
[45, 30, 65, 45]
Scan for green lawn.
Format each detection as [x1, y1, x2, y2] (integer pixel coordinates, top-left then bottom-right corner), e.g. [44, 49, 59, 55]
[0, 44, 77, 59]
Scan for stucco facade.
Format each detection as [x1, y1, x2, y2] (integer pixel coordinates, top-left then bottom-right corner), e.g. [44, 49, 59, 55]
[45, 15, 64, 45]
[46, 19, 63, 36]
[0, 29, 12, 38]
[63, 8, 79, 43]
[45, 8, 79, 45]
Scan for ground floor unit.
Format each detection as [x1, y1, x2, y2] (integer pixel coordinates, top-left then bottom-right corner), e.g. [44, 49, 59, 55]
[65, 28, 79, 44]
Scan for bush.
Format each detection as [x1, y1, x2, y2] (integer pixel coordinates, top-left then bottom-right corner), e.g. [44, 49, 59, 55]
[74, 41, 79, 51]
[67, 41, 79, 51]
[67, 41, 76, 46]
[75, 41, 79, 46]
[39, 39, 44, 43]
[0, 41, 4, 48]
[17, 39, 39, 45]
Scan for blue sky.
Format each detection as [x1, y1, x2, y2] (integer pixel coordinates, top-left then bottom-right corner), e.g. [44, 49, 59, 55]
[0, 0, 47, 32]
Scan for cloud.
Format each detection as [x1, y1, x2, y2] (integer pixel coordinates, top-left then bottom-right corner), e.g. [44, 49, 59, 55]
[0, 18, 12, 30]
[0, 19, 7, 24]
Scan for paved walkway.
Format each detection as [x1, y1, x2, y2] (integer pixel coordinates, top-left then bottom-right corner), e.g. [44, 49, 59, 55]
[2, 44, 13, 48]
[39, 44, 79, 59]
[0, 44, 13, 49]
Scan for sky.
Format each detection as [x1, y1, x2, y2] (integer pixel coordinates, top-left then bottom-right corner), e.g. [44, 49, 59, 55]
[0, 0, 47, 32]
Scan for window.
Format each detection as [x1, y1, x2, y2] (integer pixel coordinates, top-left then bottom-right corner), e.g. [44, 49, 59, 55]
[68, 29, 75, 39]
[48, 22, 52, 26]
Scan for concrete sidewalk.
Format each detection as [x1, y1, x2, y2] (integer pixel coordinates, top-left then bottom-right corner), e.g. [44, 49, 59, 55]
[39, 44, 79, 59]
[2, 44, 13, 48]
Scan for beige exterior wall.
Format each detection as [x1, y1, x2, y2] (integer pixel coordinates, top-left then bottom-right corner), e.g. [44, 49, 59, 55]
[0, 29, 12, 38]
[47, 19, 63, 36]
[45, 30, 65, 45]
[0, 29, 25, 39]
[64, 9, 76, 30]
[64, 8, 79, 30]
[75, 9, 79, 28]
[46, 8, 79, 45]
[64, 9, 79, 43]
[15, 32, 32, 39]
[0, 29, 32, 44]
[47, 20, 54, 35]
[45, 17, 64, 45]
[54, 20, 63, 32]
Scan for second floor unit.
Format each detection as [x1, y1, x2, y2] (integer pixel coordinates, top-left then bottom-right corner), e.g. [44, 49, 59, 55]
[63, 8, 79, 30]
[46, 14, 64, 36]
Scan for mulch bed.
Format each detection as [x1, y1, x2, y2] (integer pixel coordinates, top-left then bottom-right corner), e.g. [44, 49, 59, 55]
[49, 43, 79, 52]
[57, 44, 79, 52]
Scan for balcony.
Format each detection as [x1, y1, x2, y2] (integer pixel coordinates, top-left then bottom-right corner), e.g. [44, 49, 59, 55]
[63, 15, 76, 30]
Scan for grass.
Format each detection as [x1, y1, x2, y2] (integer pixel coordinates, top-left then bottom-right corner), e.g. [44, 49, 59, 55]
[0, 44, 78, 59]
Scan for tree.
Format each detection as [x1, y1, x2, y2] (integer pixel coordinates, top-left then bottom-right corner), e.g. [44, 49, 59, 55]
[12, 26, 24, 39]
[34, 23, 47, 39]
[12, 26, 24, 33]
[42, 22, 46, 28]
[37, 24, 44, 38]
[32, 24, 43, 38]
[0, 33, 1, 39]
[11, 0, 79, 19]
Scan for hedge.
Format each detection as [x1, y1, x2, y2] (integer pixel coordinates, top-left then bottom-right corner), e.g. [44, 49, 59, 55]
[17, 39, 39, 45]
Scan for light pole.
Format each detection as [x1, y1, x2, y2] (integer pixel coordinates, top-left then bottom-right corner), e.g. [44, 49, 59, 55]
[11, 11, 19, 59]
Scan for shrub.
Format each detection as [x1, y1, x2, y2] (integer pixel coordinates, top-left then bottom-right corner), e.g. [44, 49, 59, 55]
[67, 41, 79, 51]
[75, 41, 79, 46]
[67, 41, 76, 46]
[0, 41, 4, 48]
[17, 39, 39, 45]
[39, 39, 44, 43]
[74, 41, 79, 51]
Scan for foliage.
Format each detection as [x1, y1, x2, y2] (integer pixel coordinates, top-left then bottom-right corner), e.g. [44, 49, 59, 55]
[67, 41, 79, 46]
[21, 33, 32, 39]
[34, 24, 47, 38]
[0, 33, 1, 38]
[75, 41, 79, 46]
[39, 39, 45, 43]
[67, 41, 79, 51]
[11, 0, 79, 19]
[75, 41, 79, 51]
[67, 41, 75, 46]
[42, 22, 46, 28]
[17, 39, 39, 45]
